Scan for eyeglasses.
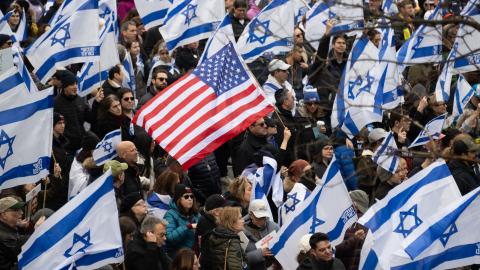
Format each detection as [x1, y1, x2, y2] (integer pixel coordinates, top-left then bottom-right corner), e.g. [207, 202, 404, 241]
[156, 77, 167, 81]
[182, 194, 194, 200]
[123, 97, 134, 101]
[157, 232, 167, 237]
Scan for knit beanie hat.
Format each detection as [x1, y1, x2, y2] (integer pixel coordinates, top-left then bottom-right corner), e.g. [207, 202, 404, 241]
[120, 192, 143, 213]
[173, 184, 193, 202]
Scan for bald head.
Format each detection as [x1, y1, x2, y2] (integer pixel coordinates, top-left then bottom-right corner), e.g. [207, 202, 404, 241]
[117, 141, 138, 164]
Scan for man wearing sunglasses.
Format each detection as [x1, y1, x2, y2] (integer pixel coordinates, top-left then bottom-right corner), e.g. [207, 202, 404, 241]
[0, 34, 13, 49]
[138, 69, 169, 109]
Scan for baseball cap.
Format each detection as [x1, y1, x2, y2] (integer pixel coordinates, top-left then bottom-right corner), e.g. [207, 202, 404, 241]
[103, 160, 128, 177]
[0, 197, 25, 213]
[268, 59, 290, 72]
[204, 194, 228, 211]
[368, 128, 388, 143]
[248, 199, 270, 218]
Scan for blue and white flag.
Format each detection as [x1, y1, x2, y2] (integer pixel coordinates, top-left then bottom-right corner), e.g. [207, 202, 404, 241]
[409, 113, 446, 148]
[49, 0, 89, 25]
[12, 9, 28, 43]
[122, 52, 136, 92]
[0, 67, 30, 99]
[199, 14, 235, 64]
[435, 59, 453, 103]
[237, 0, 294, 63]
[0, 11, 15, 41]
[293, 0, 310, 25]
[92, 129, 122, 166]
[77, 17, 120, 97]
[0, 75, 53, 190]
[304, 1, 329, 49]
[358, 160, 461, 270]
[26, 0, 100, 83]
[18, 170, 124, 270]
[146, 192, 171, 219]
[160, 0, 225, 52]
[278, 182, 311, 226]
[372, 131, 399, 174]
[12, 49, 39, 92]
[397, 6, 443, 70]
[135, 0, 172, 29]
[269, 157, 357, 270]
[391, 186, 480, 270]
[452, 75, 475, 118]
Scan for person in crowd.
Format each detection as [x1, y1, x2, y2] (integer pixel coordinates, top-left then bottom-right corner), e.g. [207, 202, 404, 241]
[297, 234, 313, 266]
[171, 248, 200, 270]
[146, 169, 179, 220]
[196, 194, 229, 242]
[93, 94, 129, 139]
[286, 46, 309, 99]
[200, 206, 248, 270]
[164, 184, 200, 257]
[367, 29, 382, 48]
[448, 134, 480, 195]
[118, 88, 136, 120]
[244, 199, 279, 270]
[409, 93, 447, 142]
[149, 42, 180, 78]
[138, 68, 169, 108]
[298, 86, 330, 139]
[284, 159, 311, 193]
[262, 59, 293, 106]
[0, 34, 13, 49]
[392, 0, 416, 49]
[125, 40, 147, 98]
[311, 140, 334, 179]
[103, 160, 128, 205]
[134, 131, 157, 190]
[125, 216, 171, 270]
[102, 65, 125, 98]
[119, 215, 137, 252]
[187, 154, 221, 203]
[297, 232, 346, 270]
[375, 157, 408, 200]
[229, 0, 249, 41]
[120, 192, 147, 229]
[223, 176, 252, 216]
[6, 5, 22, 34]
[120, 20, 139, 46]
[175, 42, 199, 74]
[389, 109, 412, 149]
[294, 27, 315, 64]
[116, 141, 142, 196]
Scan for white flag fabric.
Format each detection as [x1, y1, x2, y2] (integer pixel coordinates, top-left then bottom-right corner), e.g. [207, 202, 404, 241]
[12, 49, 39, 92]
[92, 129, 122, 166]
[13, 9, 28, 43]
[77, 16, 120, 97]
[160, 0, 225, 52]
[122, 52, 136, 92]
[304, 1, 330, 50]
[391, 186, 480, 270]
[49, 0, 89, 25]
[278, 182, 311, 226]
[198, 14, 235, 64]
[372, 131, 399, 173]
[0, 72, 53, 190]
[435, 59, 453, 103]
[135, 0, 172, 30]
[146, 192, 172, 219]
[269, 157, 357, 270]
[409, 113, 446, 148]
[293, 0, 310, 25]
[452, 75, 475, 118]
[237, 0, 294, 63]
[397, 6, 443, 69]
[0, 11, 15, 40]
[18, 170, 124, 270]
[358, 160, 462, 270]
[26, 0, 100, 83]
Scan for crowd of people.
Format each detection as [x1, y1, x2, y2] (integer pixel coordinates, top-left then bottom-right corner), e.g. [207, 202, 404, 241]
[0, 0, 479, 269]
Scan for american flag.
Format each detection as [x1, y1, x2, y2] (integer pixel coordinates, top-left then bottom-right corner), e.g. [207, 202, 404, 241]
[133, 42, 274, 169]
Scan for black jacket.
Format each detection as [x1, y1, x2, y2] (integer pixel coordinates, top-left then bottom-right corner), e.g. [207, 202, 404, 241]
[125, 233, 171, 270]
[0, 221, 29, 270]
[188, 154, 221, 201]
[101, 80, 122, 98]
[448, 159, 479, 195]
[232, 132, 279, 176]
[229, 13, 249, 41]
[116, 157, 142, 196]
[297, 256, 346, 270]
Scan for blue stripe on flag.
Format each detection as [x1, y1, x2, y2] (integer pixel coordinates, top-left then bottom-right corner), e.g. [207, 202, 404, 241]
[166, 23, 216, 51]
[0, 71, 24, 94]
[94, 151, 117, 165]
[241, 39, 292, 60]
[142, 9, 168, 26]
[363, 164, 451, 232]
[327, 206, 356, 240]
[343, 111, 360, 136]
[80, 70, 109, 93]
[263, 0, 290, 12]
[363, 249, 380, 269]
[0, 156, 51, 186]
[0, 95, 53, 125]
[163, 0, 192, 24]
[18, 175, 114, 268]
[59, 248, 123, 270]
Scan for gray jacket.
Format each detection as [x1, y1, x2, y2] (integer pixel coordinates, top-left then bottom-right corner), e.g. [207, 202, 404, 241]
[244, 218, 279, 270]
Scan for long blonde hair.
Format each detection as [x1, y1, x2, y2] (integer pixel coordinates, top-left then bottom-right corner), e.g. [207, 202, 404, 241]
[217, 207, 241, 232]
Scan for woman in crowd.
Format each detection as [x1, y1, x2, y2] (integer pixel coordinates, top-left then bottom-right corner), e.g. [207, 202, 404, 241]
[164, 184, 200, 257]
[94, 94, 129, 139]
[224, 176, 252, 216]
[171, 248, 200, 270]
[120, 192, 148, 229]
[146, 169, 179, 219]
[311, 140, 334, 179]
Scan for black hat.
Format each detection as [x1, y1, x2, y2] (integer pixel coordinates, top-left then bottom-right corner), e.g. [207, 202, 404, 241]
[173, 184, 193, 202]
[204, 194, 227, 211]
[54, 112, 64, 126]
[81, 131, 100, 151]
[58, 70, 77, 87]
[120, 192, 143, 213]
[0, 34, 11, 47]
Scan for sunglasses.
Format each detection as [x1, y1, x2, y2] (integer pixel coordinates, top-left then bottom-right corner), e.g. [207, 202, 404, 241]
[182, 194, 194, 200]
[123, 97, 134, 101]
[156, 77, 167, 81]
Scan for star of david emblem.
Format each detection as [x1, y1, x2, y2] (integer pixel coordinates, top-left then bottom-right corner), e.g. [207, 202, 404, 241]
[309, 216, 325, 233]
[357, 72, 375, 96]
[412, 36, 424, 52]
[394, 204, 423, 238]
[51, 23, 71, 47]
[99, 7, 111, 19]
[64, 230, 92, 258]
[439, 223, 458, 247]
[322, 10, 337, 25]
[102, 141, 113, 152]
[284, 192, 301, 213]
[0, 130, 15, 170]
[247, 19, 272, 44]
[181, 4, 198, 26]
[348, 75, 363, 99]
[32, 158, 43, 175]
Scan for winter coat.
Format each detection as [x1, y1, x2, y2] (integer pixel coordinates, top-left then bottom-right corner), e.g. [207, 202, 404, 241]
[244, 219, 279, 270]
[448, 159, 480, 195]
[334, 145, 358, 191]
[137, 86, 158, 109]
[115, 157, 142, 197]
[0, 221, 29, 270]
[232, 132, 279, 176]
[188, 154, 221, 201]
[101, 79, 122, 98]
[200, 226, 248, 270]
[125, 233, 171, 270]
[297, 256, 346, 270]
[335, 220, 365, 270]
[93, 112, 130, 140]
[164, 202, 200, 256]
[229, 13, 250, 41]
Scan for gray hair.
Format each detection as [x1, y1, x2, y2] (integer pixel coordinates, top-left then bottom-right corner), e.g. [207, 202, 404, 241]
[140, 216, 167, 235]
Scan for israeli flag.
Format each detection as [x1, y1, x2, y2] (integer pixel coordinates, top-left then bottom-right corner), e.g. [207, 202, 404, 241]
[77, 16, 120, 97]
[160, 0, 225, 52]
[12, 50, 39, 92]
[293, 0, 310, 25]
[304, 1, 330, 49]
[358, 160, 461, 270]
[452, 75, 475, 118]
[92, 129, 122, 166]
[0, 74, 53, 190]
[122, 52, 136, 92]
[18, 170, 124, 270]
[372, 131, 399, 174]
[99, 0, 119, 38]
[409, 113, 446, 148]
[199, 14, 235, 64]
[50, 0, 89, 25]
[237, 0, 294, 63]
[434, 59, 453, 102]
[146, 192, 172, 219]
[135, 0, 172, 30]
[26, 0, 100, 83]
[269, 157, 357, 270]
[397, 6, 443, 70]
[278, 182, 311, 226]
[391, 186, 480, 270]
